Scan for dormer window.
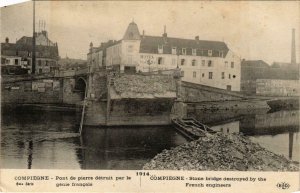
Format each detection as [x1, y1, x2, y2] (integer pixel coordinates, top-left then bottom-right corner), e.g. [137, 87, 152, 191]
[219, 51, 224, 58]
[208, 50, 213, 57]
[158, 45, 163, 54]
[182, 48, 186, 55]
[192, 49, 197, 56]
[172, 47, 177, 55]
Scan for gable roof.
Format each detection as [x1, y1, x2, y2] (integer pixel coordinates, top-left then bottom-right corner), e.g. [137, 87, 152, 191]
[139, 35, 229, 56]
[16, 36, 33, 45]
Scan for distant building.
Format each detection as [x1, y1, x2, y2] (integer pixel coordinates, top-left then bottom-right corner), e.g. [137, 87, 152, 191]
[87, 40, 116, 72]
[241, 59, 299, 95]
[59, 57, 87, 71]
[1, 30, 59, 75]
[89, 22, 241, 91]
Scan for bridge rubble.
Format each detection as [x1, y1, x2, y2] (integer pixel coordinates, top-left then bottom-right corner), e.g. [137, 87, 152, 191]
[143, 133, 299, 171]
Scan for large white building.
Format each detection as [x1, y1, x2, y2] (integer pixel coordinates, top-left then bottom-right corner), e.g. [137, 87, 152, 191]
[90, 22, 241, 91]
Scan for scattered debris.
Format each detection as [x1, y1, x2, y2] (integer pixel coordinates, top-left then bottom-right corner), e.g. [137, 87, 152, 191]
[143, 133, 299, 171]
[113, 74, 175, 94]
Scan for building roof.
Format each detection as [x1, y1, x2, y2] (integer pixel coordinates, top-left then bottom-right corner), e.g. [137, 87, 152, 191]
[139, 35, 229, 56]
[241, 60, 270, 68]
[16, 36, 33, 45]
[1, 42, 59, 59]
[123, 22, 141, 40]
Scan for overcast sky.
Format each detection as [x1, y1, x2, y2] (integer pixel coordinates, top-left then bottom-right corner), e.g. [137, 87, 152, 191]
[1, 1, 299, 64]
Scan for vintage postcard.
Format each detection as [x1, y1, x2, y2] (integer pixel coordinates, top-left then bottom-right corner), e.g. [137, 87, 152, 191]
[0, 0, 299, 192]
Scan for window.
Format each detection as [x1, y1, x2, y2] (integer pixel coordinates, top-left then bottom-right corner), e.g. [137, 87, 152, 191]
[221, 72, 225, 79]
[172, 58, 176, 65]
[233, 75, 236, 78]
[209, 72, 213, 79]
[127, 45, 133, 53]
[38, 60, 42, 66]
[157, 57, 163, 65]
[172, 47, 177, 55]
[182, 48, 186, 55]
[225, 61, 228, 67]
[228, 74, 231, 79]
[158, 45, 163, 54]
[231, 62, 234, 68]
[202, 73, 205, 78]
[45, 61, 48, 66]
[201, 60, 205, 66]
[208, 60, 212, 67]
[181, 59, 185, 66]
[208, 50, 213, 57]
[192, 49, 197, 56]
[219, 51, 224, 57]
[39, 69, 42, 74]
[192, 59, 196, 66]
[15, 59, 18, 65]
[193, 71, 196, 78]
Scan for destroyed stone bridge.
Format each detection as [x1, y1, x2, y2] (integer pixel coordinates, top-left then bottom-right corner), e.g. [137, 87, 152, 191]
[2, 67, 250, 126]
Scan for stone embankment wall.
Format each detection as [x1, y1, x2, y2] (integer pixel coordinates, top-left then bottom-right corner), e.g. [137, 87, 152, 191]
[2, 78, 64, 104]
[2, 76, 84, 105]
[181, 81, 245, 103]
[256, 79, 299, 96]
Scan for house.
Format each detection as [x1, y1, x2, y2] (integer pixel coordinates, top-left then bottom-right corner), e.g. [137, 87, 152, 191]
[1, 31, 59, 75]
[91, 22, 241, 91]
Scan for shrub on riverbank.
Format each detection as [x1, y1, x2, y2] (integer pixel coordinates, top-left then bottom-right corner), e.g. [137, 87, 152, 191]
[143, 133, 299, 171]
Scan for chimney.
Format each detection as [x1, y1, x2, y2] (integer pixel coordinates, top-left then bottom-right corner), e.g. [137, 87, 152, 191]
[162, 25, 167, 38]
[195, 36, 199, 41]
[291, 28, 296, 65]
[142, 30, 145, 38]
[5, 37, 9, 43]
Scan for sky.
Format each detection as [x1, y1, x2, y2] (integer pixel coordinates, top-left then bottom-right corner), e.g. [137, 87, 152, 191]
[1, 1, 300, 64]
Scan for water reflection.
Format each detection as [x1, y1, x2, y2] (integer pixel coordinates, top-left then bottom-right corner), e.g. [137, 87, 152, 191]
[190, 109, 299, 162]
[1, 109, 186, 169]
[1, 108, 299, 169]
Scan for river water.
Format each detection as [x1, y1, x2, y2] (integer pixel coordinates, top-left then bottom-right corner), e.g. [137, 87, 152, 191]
[1, 108, 299, 169]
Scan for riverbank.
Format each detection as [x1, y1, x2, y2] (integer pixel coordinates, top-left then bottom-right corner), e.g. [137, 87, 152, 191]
[143, 133, 299, 171]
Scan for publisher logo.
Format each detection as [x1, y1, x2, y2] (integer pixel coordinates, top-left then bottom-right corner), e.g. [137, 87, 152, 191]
[276, 182, 290, 189]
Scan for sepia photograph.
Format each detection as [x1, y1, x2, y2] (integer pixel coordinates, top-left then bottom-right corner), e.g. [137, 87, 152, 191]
[0, 0, 299, 175]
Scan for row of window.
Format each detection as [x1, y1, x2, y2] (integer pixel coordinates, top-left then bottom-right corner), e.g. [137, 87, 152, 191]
[158, 45, 224, 57]
[156, 57, 235, 68]
[189, 71, 237, 79]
